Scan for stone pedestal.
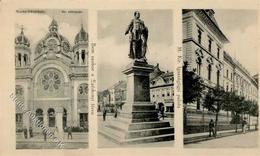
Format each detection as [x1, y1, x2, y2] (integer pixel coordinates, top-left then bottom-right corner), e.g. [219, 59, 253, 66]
[99, 61, 174, 144]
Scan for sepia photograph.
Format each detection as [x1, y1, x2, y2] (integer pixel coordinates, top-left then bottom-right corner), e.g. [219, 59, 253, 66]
[182, 9, 259, 148]
[97, 10, 174, 148]
[14, 9, 88, 149]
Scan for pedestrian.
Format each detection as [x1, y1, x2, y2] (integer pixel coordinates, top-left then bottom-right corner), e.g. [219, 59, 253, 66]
[161, 106, 165, 120]
[29, 127, 33, 138]
[42, 130, 47, 141]
[103, 108, 107, 121]
[242, 118, 247, 134]
[114, 106, 118, 118]
[209, 119, 215, 137]
[54, 126, 59, 137]
[67, 126, 73, 139]
[23, 127, 28, 139]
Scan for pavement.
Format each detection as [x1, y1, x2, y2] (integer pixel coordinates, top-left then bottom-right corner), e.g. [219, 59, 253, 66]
[16, 132, 88, 149]
[185, 130, 259, 148]
[98, 115, 174, 148]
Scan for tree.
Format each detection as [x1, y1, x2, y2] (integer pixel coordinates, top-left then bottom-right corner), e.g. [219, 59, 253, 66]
[183, 62, 205, 104]
[224, 92, 245, 132]
[183, 62, 205, 129]
[203, 86, 227, 136]
[248, 101, 259, 130]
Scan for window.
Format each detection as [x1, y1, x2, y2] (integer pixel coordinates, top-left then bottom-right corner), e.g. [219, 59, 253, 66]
[36, 109, 43, 123]
[16, 113, 23, 123]
[217, 70, 220, 86]
[76, 51, 79, 62]
[24, 54, 27, 65]
[208, 38, 212, 52]
[217, 47, 220, 59]
[197, 29, 202, 44]
[226, 84, 229, 92]
[79, 113, 88, 128]
[18, 53, 22, 66]
[226, 70, 229, 78]
[167, 92, 170, 96]
[48, 108, 55, 127]
[231, 73, 233, 80]
[208, 64, 212, 81]
[82, 50, 85, 64]
[196, 57, 202, 76]
[162, 94, 165, 97]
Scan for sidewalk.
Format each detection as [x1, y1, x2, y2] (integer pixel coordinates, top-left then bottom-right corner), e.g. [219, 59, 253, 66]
[16, 133, 88, 149]
[17, 132, 88, 143]
[184, 128, 257, 144]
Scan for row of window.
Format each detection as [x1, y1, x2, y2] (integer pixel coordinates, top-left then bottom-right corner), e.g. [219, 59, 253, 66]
[16, 53, 29, 67]
[75, 50, 86, 64]
[196, 61, 220, 85]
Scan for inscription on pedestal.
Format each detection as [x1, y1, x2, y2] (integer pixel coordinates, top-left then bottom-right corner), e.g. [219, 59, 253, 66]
[134, 75, 150, 102]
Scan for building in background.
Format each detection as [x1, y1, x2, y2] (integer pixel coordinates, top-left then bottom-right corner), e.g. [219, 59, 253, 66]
[98, 64, 174, 117]
[150, 64, 174, 118]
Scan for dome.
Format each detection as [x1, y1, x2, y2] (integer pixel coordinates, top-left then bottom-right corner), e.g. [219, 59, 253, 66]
[74, 25, 88, 44]
[49, 18, 58, 32]
[15, 28, 30, 47]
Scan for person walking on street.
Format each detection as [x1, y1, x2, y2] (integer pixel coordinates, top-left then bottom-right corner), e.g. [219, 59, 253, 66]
[242, 118, 247, 134]
[103, 107, 107, 121]
[114, 106, 118, 118]
[42, 130, 47, 141]
[67, 126, 73, 139]
[209, 119, 215, 137]
[54, 126, 59, 137]
[23, 127, 28, 139]
[161, 106, 165, 120]
[29, 127, 33, 138]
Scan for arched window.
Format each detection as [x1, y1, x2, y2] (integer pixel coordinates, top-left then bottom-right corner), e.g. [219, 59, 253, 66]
[216, 70, 220, 86]
[208, 64, 212, 81]
[82, 50, 85, 64]
[76, 51, 79, 63]
[47, 108, 55, 127]
[24, 54, 27, 65]
[18, 53, 22, 67]
[36, 109, 43, 123]
[196, 57, 202, 75]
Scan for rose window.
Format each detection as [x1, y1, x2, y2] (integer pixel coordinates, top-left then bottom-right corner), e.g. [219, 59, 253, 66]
[41, 71, 61, 92]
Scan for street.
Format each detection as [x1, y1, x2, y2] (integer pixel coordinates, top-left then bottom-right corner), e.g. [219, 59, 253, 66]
[16, 133, 88, 149]
[185, 131, 259, 148]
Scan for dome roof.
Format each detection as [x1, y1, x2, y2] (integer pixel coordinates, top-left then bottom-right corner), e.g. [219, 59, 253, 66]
[74, 25, 88, 44]
[15, 28, 30, 47]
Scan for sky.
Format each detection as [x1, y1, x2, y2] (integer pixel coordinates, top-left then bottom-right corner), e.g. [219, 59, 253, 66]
[214, 9, 258, 76]
[97, 10, 173, 91]
[15, 9, 88, 61]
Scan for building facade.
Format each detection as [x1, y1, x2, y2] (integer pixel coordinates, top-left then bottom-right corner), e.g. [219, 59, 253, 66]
[150, 64, 174, 117]
[15, 19, 88, 133]
[183, 9, 258, 133]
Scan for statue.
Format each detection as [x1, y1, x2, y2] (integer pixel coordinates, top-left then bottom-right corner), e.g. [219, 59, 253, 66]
[125, 11, 149, 62]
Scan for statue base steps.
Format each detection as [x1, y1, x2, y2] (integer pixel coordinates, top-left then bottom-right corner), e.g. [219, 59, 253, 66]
[99, 102, 174, 144]
[99, 118, 174, 144]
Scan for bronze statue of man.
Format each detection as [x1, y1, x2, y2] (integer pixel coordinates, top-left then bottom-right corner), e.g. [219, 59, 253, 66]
[125, 11, 148, 61]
